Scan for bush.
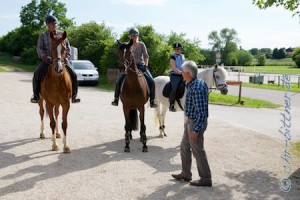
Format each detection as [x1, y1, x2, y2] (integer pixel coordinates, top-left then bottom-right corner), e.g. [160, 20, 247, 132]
[292, 48, 300, 68]
[226, 52, 238, 66]
[237, 50, 252, 66]
[21, 46, 39, 65]
[257, 54, 266, 66]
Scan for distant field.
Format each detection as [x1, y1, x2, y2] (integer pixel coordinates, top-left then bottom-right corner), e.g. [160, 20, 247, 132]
[243, 65, 300, 75]
[252, 58, 295, 66]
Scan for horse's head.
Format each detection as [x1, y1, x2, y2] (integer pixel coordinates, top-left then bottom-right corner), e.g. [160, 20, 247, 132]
[50, 31, 67, 74]
[212, 64, 228, 95]
[117, 39, 135, 73]
[198, 64, 228, 95]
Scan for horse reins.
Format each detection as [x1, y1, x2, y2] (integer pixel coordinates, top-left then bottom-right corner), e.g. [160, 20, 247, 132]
[212, 68, 227, 91]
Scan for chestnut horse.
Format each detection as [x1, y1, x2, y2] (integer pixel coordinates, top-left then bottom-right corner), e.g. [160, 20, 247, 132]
[117, 39, 149, 152]
[39, 31, 72, 153]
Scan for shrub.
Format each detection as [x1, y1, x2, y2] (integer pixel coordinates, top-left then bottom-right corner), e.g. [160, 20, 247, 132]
[292, 48, 300, 68]
[21, 46, 39, 65]
[257, 54, 266, 66]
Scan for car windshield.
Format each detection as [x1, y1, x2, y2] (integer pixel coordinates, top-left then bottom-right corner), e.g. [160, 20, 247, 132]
[72, 62, 95, 70]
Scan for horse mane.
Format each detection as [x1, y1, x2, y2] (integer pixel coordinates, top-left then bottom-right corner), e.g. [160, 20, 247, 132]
[216, 66, 228, 79]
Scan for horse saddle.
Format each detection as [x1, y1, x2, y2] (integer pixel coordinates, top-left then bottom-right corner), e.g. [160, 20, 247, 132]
[162, 79, 186, 110]
[120, 72, 150, 95]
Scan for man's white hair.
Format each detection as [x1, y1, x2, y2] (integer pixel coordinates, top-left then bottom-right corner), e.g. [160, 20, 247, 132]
[182, 60, 198, 77]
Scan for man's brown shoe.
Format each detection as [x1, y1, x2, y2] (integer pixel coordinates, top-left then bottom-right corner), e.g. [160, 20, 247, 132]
[171, 173, 191, 182]
[190, 179, 212, 187]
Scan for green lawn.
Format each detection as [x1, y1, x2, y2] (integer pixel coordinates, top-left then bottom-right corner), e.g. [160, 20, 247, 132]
[241, 82, 300, 93]
[209, 92, 281, 108]
[0, 52, 36, 72]
[243, 65, 300, 75]
[0, 67, 7, 72]
[252, 58, 295, 66]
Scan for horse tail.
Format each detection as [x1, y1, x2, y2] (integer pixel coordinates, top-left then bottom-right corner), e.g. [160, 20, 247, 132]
[129, 109, 139, 131]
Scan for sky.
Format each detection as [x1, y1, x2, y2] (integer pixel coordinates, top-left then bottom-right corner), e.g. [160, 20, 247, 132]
[0, 0, 299, 50]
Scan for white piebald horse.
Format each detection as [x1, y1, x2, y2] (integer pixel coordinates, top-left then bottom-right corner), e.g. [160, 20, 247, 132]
[154, 65, 228, 138]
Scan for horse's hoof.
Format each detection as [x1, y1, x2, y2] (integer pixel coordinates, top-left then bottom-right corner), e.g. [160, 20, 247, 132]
[52, 145, 59, 151]
[40, 134, 45, 139]
[56, 133, 61, 138]
[142, 147, 148, 152]
[159, 134, 164, 138]
[63, 146, 71, 153]
[124, 147, 130, 152]
[164, 133, 167, 137]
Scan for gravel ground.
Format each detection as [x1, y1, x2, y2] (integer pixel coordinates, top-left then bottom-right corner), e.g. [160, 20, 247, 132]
[0, 72, 299, 200]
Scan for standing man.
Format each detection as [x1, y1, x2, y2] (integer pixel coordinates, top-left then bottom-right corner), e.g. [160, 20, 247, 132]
[171, 60, 212, 187]
[30, 15, 80, 103]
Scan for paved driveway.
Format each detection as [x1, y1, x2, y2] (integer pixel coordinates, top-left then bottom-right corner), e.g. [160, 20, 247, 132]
[0, 72, 299, 200]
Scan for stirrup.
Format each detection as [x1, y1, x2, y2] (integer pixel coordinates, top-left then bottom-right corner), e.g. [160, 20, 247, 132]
[30, 95, 39, 103]
[72, 96, 81, 103]
[111, 98, 119, 106]
[169, 104, 176, 112]
[150, 100, 157, 108]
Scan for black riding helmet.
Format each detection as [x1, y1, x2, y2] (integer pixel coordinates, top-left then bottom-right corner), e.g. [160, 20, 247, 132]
[173, 43, 183, 49]
[129, 27, 139, 36]
[45, 15, 58, 24]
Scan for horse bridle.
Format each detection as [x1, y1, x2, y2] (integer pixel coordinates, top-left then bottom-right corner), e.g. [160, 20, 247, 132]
[212, 68, 227, 91]
[120, 48, 139, 74]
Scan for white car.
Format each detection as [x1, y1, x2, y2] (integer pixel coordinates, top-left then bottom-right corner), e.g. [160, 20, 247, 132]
[70, 60, 99, 85]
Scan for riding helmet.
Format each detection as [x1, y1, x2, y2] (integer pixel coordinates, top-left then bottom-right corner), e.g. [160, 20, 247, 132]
[129, 27, 139, 36]
[45, 15, 58, 24]
[173, 43, 183, 49]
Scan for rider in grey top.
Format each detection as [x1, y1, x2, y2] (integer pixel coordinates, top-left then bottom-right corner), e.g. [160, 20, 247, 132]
[111, 27, 157, 108]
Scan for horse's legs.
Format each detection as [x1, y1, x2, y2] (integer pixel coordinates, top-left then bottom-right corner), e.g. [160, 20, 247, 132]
[161, 105, 168, 137]
[54, 104, 61, 138]
[123, 107, 131, 152]
[38, 99, 46, 139]
[62, 103, 70, 153]
[46, 103, 58, 151]
[139, 106, 148, 152]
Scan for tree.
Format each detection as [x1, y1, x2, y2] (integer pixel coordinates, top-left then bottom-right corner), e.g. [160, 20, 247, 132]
[278, 48, 286, 59]
[68, 22, 115, 70]
[257, 54, 266, 66]
[273, 48, 279, 59]
[198, 49, 215, 65]
[237, 50, 253, 66]
[119, 25, 172, 77]
[20, 0, 74, 30]
[249, 48, 259, 56]
[252, 0, 300, 18]
[166, 31, 205, 64]
[208, 28, 239, 65]
[292, 48, 300, 67]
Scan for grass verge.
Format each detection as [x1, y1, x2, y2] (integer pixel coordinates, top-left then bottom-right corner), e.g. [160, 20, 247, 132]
[243, 65, 300, 75]
[209, 92, 281, 108]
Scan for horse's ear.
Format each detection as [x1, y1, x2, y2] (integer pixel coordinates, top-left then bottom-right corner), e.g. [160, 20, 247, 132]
[128, 38, 133, 47]
[50, 31, 55, 39]
[117, 39, 122, 46]
[61, 31, 67, 40]
[214, 64, 218, 69]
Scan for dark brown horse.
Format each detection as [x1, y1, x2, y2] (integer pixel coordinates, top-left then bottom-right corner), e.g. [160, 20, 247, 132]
[117, 39, 149, 152]
[39, 31, 72, 153]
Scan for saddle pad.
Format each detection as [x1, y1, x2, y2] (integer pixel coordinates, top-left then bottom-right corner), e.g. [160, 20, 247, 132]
[162, 80, 185, 99]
